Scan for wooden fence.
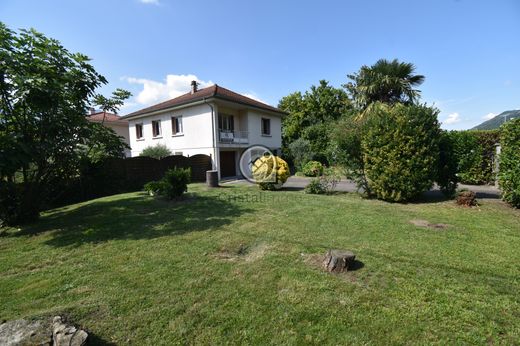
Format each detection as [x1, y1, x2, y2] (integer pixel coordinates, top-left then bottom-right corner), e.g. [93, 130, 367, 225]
[103, 154, 212, 188]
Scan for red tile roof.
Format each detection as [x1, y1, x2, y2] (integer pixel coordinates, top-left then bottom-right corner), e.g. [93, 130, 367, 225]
[87, 111, 128, 125]
[122, 84, 286, 119]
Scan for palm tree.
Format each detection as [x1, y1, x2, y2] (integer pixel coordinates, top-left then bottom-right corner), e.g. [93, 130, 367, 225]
[344, 59, 425, 110]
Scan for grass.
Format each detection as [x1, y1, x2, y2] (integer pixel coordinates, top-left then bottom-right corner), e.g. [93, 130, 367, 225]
[1, 183, 519, 345]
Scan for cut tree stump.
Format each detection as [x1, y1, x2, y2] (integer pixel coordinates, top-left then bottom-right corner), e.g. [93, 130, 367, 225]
[323, 249, 356, 273]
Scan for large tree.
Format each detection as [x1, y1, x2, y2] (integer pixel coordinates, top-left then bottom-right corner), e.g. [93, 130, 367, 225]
[0, 22, 130, 224]
[344, 58, 425, 111]
[278, 80, 352, 165]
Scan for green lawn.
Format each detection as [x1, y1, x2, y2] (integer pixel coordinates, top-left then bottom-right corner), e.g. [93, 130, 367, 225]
[1, 184, 519, 345]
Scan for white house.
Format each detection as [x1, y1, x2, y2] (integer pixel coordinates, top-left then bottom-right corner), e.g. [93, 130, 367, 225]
[122, 82, 286, 178]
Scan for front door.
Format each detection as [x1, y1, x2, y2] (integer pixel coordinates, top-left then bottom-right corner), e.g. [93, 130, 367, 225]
[220, 151, 236, 177]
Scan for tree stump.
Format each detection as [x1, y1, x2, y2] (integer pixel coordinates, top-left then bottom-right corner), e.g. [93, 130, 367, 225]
[323, 249, 356, 273]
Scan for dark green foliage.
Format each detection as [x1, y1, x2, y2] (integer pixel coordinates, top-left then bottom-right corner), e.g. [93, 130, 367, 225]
[344, 58, 425, 110]
[498, 118, 520, 208]
[448, 130, 500, 184]
[304, 178, 327, 194]
[362, 104, 441, 202]
[279, 80, 352, 164]
[140, 144, 172, 160]
[287, 138, 313, 171]
[146, 168, 191, 199]
[329, 116, 369, 193]
[302, 161, 324, 177]
[472, 110, 520, 130]
[437, 131, 458, 197]
[0, 22, 130, 225]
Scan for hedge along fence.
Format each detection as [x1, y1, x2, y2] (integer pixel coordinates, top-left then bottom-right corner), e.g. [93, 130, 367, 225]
[448, 130, 500, 185]
[48, 154, 212, 209]
[498, 118, 520, 208]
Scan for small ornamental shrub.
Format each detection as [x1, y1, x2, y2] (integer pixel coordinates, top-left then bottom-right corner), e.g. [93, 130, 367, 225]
[140, 144, 172, 159]
[302, 161, 324, 177]
[144, 167, 191, 199]
[456, 189, 477, 207]
[498, 118, 520, 208]
[362, 103, 441, 202]
[305, 178, 326, 194]
[304, 168, 341, 194]
[252, 155, 290, 190]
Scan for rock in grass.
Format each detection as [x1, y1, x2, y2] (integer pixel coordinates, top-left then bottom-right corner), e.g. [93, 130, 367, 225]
[323, 249, 356, 273]
[0, 319, 52, 346]
[52, 316, 88, 346]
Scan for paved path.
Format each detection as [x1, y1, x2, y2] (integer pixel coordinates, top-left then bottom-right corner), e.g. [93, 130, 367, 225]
[224, 176, 501, 199]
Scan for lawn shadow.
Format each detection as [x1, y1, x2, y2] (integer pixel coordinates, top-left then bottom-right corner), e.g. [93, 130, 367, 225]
[16, 192, 253, 248]
[349, 260, 365, 271]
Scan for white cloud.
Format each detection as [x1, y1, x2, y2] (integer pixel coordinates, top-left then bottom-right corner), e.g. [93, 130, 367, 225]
[124, 74, 214, 105]
[444, 112, 461, 125]
[139, 0, 160, 5]
[483, 112, 497, 120]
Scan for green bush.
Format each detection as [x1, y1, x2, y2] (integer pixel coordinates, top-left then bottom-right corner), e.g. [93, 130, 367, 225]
[437, 131, 458, 197]
[302, 161, 324, 177]
[362, 103, 441, 202]
[448, 130, 500, 184]
[498, 119, 520, 208]
[140, 144, 172, 159]
[288, 138, 313, 171]
[0, 181, 21, 227]
[145, 167, 191, 199]
[329, 116, 369, 193]
[305, 168, 341, 194]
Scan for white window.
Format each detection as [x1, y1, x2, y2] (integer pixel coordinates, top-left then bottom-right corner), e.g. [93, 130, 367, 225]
[261, 118, 271, 136]
[172, 116, 183, 135]
[152, 120, 161, 137]
[135, 123, 143, 139]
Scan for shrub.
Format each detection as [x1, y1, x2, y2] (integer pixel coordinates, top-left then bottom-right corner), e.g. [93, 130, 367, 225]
[437, 131, 458, 197]
[304, 168, 341, 194]
[140, 144, 172, 159]
[145, 167, 191, 199]
[302, 161, 324, 177]
[0, 181, 21, 227]
[288, 138, 313, 171]
[498, 118, 520, 208]
[448, 130, 500, 184]
[362, 103, 441, 202]
[252, 155, 290, 190]
[329, 116, 369, 193]
[456, 189, 477, 207]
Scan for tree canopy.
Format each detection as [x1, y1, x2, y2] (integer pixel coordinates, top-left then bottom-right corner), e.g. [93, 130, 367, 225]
[344, 58, 425, 111]
[0, 22, 130, 224]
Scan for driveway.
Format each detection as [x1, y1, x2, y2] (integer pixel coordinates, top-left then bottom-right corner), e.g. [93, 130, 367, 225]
[224, 176, 501, 199]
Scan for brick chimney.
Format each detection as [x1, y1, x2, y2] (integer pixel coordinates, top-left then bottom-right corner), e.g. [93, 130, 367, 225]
[190, 80, 198, 94]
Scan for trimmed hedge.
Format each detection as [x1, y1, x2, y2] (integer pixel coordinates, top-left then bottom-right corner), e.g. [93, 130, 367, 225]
[362, 103, 441, 202]
[498, 118, 520, 208]
[448, 130, 500, 185]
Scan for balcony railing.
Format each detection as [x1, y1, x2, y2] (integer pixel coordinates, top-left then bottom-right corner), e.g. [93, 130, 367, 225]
[218, 130, 249, 144]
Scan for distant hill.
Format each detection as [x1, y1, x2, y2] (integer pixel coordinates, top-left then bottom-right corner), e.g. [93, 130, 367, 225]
[472, 110, 520, 130]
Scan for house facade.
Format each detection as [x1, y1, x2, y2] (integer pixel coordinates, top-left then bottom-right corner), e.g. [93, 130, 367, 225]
[86, 110, 131, 157]
[122, 82, 285, 178]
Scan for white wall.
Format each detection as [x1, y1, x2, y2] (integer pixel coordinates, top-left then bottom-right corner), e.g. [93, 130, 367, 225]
[106, 123, 131, 157]
[128, 103, 215, 158]
[246, 110, 282, 151]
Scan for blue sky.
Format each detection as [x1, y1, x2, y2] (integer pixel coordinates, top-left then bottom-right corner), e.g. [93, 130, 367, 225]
[1, 0, 519, 129]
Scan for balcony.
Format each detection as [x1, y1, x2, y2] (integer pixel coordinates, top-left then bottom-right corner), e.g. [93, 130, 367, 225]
[218, 130, 249, 144]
